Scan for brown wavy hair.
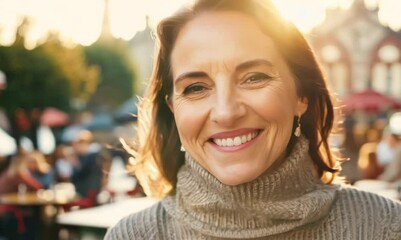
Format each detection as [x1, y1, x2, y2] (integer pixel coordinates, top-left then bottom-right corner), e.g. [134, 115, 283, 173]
[127, 0, 339, 198]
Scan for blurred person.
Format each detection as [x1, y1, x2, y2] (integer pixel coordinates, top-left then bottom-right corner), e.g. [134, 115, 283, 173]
[26, 150, 54, 189]
[376, 127, 398, 167]
[377, 135, 401, 183]
[70, 130, 104, 200]
[378, 113, 401, 184]
[357, 141, 383, 179]
[0, 150, 47, 240]
[0, 150, 43, 194]
[53, 144, 76, 182]
[105, 0, 401, 239]
[357, 124, 385, 179]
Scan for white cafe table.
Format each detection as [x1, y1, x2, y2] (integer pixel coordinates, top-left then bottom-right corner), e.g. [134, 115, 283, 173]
[56, 197, 158, 229]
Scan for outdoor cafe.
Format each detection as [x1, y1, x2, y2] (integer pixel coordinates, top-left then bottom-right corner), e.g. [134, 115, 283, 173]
[0, 182, 78, 240]
[0, 183, 156, 239]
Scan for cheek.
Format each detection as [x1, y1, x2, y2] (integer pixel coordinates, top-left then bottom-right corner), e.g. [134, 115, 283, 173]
[173, 100, 210, 142]
[247, 87, 296, 122]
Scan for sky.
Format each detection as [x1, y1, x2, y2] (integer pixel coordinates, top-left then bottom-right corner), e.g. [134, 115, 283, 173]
[0, 0, 399, 49]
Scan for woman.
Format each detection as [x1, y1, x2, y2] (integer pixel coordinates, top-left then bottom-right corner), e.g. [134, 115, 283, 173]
[0, 150, 43, 194]
[106, 0, 401, 239]
[26, 150, 54, 189]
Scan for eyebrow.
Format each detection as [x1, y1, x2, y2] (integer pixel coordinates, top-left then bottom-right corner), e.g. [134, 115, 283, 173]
[235, 59, 274, 71]
[174, 71, 208, 84]
[174, 59, 274, 83]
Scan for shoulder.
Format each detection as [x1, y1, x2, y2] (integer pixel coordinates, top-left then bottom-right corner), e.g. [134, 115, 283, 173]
[104, 201, 167, 240]
[336, 185, 400, 207]
[333, 186, 401, 234]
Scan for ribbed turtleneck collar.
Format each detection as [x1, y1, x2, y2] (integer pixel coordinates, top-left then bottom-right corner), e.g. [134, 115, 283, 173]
[162, 136, 338, 239]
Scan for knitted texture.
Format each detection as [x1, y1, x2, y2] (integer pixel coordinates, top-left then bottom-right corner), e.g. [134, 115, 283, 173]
[105, 137, 401, 240]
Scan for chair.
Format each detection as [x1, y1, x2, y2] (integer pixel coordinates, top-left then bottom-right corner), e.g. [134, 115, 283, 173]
[61, 190, 98, 212]
[0, 204, 25, 234]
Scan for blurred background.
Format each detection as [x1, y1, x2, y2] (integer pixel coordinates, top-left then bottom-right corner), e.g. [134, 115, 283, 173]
[0, 0, 400, 239]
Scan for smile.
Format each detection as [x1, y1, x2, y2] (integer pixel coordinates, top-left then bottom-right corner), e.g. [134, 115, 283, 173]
[211, 130, 260, 147]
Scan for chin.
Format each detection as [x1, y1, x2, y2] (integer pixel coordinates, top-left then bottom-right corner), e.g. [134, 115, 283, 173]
[215, 172, 260, 186]
[208, 160, 273, 186]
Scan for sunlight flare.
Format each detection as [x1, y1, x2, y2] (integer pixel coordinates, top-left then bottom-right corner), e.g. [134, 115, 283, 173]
[378, 0, 401, 31]
[272, 0, 327, 32]
[0, 0, 399, 47]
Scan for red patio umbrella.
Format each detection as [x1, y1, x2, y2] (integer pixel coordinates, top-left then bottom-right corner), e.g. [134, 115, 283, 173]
[40, 107, 70, 127]
[341, 89, 401, 113]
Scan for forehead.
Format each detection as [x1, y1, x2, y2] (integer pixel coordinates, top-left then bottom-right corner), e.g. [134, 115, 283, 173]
[170, 11, 284, 72]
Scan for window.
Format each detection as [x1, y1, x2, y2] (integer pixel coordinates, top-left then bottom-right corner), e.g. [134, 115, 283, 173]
[372, 44, 401, 98]
[320, 44, 349, 97]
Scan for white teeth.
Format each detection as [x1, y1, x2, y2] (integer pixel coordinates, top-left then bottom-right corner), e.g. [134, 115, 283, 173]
[212, 131, 259, 147]
[233, 136, 241, 146]
[246, 133, 252, 141]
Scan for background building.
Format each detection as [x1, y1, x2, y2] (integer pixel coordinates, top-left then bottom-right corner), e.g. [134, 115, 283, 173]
[310, 0, 401, 99]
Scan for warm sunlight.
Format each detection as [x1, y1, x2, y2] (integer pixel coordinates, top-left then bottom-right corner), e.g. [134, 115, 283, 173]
[109, 0, 189, 41]
[109, 0, 141, 41]
[328, 0, 354, 9]
[1, 0, 400, 47]
[271, 0, 354, 32]
[364, 0, 379, 10]
[0, 0, 104, 48]
[271, 0, 327, 32]
[55, 0, 105, 47]
[0, 0, 22, 46]
[378, 0, 401, 31]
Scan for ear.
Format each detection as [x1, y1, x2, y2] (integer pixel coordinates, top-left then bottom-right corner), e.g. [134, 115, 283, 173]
[296, 97, 308, 115]
[165, 95, 174, 113]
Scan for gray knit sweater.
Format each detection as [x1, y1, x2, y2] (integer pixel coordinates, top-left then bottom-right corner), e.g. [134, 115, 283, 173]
[105, 137, 401, 239]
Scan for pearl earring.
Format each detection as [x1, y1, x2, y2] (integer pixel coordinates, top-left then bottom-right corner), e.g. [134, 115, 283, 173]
[180, 145, 186, 152]
[294, 114, 302, 137]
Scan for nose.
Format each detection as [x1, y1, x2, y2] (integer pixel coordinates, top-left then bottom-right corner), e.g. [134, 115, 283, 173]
[210, 87, 246, 127]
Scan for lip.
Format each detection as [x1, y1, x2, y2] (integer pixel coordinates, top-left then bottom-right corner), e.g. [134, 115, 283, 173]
[207, 128, 262, 152]
[209, 128, 260, 139]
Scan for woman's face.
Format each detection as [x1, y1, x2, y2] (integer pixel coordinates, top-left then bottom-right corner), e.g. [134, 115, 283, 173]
[169, 11, 307, 185]
[26, 155, 38, 171]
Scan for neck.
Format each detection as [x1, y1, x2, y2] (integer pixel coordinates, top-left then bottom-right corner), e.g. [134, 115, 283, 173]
[162, 136, 338, 238]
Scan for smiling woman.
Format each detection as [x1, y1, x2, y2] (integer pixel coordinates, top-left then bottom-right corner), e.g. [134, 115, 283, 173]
[104, 0, 401, 239]
[167, 12, 307, 186]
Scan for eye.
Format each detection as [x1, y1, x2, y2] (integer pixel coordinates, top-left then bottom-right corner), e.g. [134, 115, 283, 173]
[244, 73, 271, 84]
[183, 84, 207, 95]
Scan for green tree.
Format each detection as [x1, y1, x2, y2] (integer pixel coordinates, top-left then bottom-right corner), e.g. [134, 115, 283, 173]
[0, 21, 99, 115]
[40, 35, 100, 110]
[0, 20, 100, 143]
[84, 38, 136, 111]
